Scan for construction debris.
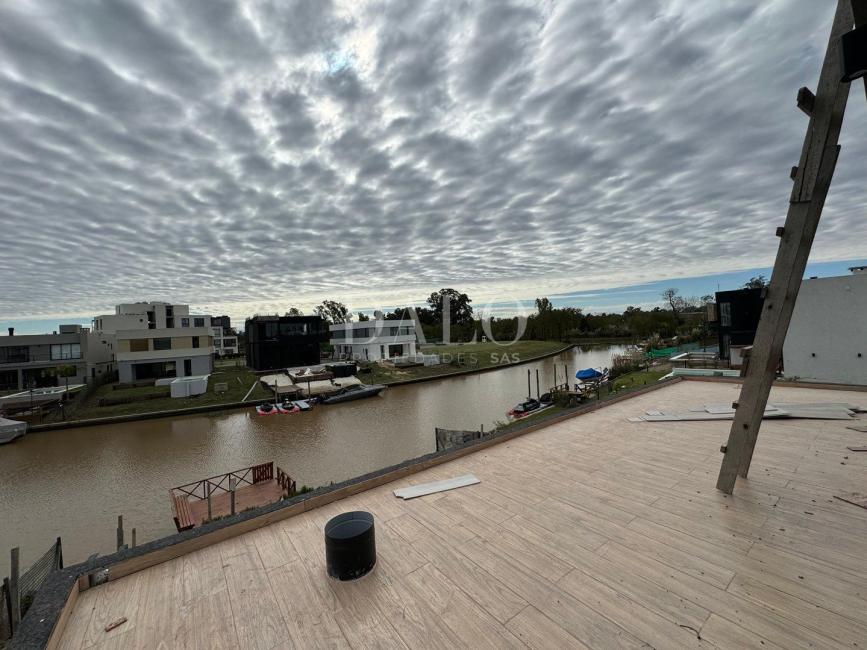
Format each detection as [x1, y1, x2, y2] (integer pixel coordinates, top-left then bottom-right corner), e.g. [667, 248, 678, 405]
[393, 474, 479, 500]
[104, 617, 127, 633]
[629, 402, 863, 423]
[834, 493, 867, 510]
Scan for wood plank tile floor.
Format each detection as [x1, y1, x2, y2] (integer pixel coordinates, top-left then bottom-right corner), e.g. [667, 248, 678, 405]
[57, 381, 867, 649]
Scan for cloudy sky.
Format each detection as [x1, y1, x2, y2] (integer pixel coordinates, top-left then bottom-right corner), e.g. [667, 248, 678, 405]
[1, 0, 865, 327]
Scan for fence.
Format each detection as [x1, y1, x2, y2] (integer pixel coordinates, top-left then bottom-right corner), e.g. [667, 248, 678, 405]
[1, 539, 63, 642]
[435, 427, 489, 452]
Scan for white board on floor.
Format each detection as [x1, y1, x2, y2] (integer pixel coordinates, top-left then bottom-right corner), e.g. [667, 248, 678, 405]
[394, 474, 480, 499]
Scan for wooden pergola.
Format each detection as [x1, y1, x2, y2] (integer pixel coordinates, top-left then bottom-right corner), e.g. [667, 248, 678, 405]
[717, 0, 867, 493]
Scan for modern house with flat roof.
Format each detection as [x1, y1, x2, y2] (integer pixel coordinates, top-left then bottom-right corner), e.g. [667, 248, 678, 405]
[114, 327, 213, 382]
[93, 301, 195, 332]
[783, 267, 867, 385]
[714, 287, 764, 363]
[93, 303, 214, 382]
[211, 315, 232, 335]
[330, 319, 418, 361]
[211, 325, 239, 357]
[245, 315, 328, 370]
[0, 325, 114, 391]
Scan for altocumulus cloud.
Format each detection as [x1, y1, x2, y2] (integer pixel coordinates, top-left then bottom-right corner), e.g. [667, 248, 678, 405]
[0, 0, 865, 321]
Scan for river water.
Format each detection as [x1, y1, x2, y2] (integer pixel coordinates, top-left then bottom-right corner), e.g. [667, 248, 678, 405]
[0, 344, 626, 574]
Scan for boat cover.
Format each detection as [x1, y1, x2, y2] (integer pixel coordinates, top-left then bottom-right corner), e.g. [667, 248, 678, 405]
[575, 368, 605, 380]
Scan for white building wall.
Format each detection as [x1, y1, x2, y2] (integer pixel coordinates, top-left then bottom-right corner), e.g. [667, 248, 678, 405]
[783, 273, 867, 385]
[94, 313, 148, 333]
[329, 320, 419, 362]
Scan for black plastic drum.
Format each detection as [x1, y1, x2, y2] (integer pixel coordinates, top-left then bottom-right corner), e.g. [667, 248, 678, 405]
[324, 511, 376, 580]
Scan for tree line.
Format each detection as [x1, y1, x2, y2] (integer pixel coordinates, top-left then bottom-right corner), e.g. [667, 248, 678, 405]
[278, 276, 768, 344]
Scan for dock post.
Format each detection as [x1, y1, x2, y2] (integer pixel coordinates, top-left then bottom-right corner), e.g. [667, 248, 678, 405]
[206, 481, 212, 521]
[131, 528, 137, 549]
[526, 369, 530, 398]
[9, 548, 20, 634]
[3, 577, 13, 635]
[116, 516, 124, 551]
[230, 478, 236, 516]
[535, 369, 540, 398]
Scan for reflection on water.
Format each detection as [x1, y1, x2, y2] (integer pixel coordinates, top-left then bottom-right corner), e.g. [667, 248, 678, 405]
[0, 345, 626, 572]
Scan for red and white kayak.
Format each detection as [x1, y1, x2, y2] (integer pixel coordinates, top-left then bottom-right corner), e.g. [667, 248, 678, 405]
[256, 403, 280, 416]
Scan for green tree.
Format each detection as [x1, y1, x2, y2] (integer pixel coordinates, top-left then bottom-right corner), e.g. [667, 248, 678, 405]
[357, 312, 370, 321]
[314, 300, 350, 324]
[743, 275, 768, 289]
[535, 297, 553, 313]
[284, 307, 303, 316]
[427, 288, 473, 325]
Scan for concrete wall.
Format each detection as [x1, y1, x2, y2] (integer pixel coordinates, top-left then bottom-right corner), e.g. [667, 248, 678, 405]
[783, 273, 867, 385]
[93, 313, 147, 333]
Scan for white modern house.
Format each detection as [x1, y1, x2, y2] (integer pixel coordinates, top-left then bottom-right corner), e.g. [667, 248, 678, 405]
[783, 267, 867, 385]
[94, 302, 199, 332]
[114, 327, 214, 382]
[211, 325, 239, 357]
[330, 319, 418, 361]
[94, 303, 214, 382]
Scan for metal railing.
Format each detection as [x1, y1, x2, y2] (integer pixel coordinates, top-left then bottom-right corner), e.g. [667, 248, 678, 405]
[1, 539, 63, 642]
[170, 462, 297, 528]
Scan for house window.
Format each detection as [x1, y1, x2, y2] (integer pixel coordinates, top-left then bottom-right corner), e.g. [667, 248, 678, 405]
[50, 343, 81, 360]
[193, 317, 205, 327]
[192, 337, 200, 349]
[720, 302, 732, 327]
[181, 317, 190, 328]
[129, 339, 149, 352]
[279, 322, 307, 336]
[0, 346, 29, 363]
[153, 338, 172, 351]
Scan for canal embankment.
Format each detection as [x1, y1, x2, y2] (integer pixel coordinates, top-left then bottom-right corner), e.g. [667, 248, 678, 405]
[28, 340, 573, 432]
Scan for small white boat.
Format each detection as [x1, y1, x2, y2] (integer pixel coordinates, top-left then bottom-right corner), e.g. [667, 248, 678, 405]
[0, 417, 27, 445]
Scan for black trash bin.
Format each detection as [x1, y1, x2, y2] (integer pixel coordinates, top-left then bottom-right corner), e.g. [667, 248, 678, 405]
[324, 511, 376, 580]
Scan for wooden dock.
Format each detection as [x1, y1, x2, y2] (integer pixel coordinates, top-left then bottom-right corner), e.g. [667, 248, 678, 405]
[170, 462, 296, 531]
[57, 381, 867, 649]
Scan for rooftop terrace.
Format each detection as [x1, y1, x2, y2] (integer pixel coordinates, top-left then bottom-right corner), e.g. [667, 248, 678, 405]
[53, 380, 867, 649]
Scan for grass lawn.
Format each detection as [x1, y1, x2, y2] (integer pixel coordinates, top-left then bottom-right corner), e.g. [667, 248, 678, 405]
[492, 363, 674, 434]
[48, 366, 271, 422]
[359, 340, 569, 385]
[610, 363, 672, 391]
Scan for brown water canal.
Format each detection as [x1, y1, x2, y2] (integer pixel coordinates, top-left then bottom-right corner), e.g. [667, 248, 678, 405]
[0, 345, 627, 574]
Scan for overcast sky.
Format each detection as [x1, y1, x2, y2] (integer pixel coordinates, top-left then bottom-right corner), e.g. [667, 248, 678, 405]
[1, 0, 865, 325]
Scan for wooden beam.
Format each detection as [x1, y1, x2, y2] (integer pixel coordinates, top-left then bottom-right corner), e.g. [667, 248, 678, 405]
[717, 0, 855, 494]
[796, 87, 815, 116]
[853, 0, 867, 99]
[9, 548, 20, 634]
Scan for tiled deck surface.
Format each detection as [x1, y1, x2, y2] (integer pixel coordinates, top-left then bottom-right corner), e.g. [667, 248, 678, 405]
[57, 381, 867, 649]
